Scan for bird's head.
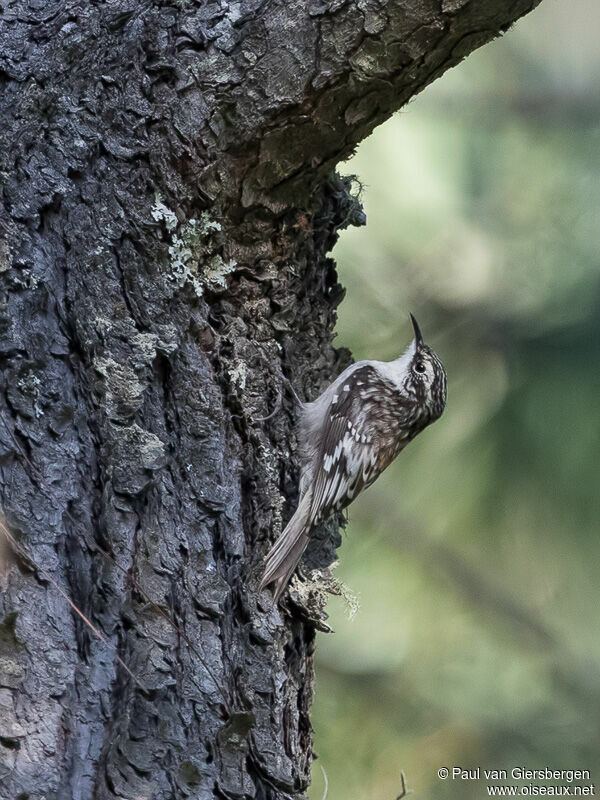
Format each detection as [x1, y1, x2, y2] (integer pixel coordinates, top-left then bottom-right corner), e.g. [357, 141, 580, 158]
[405, 313, 447, 423]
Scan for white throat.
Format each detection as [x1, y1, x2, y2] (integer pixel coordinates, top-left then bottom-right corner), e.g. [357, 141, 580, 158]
[376, 339, 417, 386]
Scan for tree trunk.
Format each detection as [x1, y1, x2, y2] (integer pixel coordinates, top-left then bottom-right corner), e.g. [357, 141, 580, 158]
[0, 1, 541, 797]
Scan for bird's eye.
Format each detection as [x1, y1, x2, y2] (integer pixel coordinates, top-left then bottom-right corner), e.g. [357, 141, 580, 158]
[414, 360, 426, 374]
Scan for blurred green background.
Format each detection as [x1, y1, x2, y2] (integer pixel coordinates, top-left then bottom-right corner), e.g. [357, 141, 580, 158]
[309, 2, 600, 798]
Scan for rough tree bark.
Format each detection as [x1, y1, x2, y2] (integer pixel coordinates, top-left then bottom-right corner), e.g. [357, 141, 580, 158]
[0, 1, 541, 798]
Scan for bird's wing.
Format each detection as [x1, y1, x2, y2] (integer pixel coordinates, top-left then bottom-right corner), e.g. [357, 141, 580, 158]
[309, 365, 403, 522]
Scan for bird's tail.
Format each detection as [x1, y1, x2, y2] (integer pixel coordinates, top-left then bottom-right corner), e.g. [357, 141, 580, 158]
[259, 493, 312, 602]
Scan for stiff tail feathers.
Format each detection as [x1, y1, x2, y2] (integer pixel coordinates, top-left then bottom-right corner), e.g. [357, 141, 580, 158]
[259, 493, 312, 602]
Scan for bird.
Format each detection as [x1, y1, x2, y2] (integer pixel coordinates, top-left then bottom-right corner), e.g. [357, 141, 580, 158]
[259, 314, 447, 602]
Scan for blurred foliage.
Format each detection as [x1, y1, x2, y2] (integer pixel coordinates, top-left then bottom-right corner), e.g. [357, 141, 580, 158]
[309, 2, 600, 798]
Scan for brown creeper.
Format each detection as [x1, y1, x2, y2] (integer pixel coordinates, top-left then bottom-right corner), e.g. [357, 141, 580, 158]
[259, 314, 447, 601]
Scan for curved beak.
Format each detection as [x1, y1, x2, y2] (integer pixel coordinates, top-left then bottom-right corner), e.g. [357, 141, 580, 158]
[409, 313, 424, 347]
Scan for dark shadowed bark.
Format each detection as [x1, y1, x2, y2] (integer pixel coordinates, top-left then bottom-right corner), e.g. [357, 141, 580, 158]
[0, 1, 541, 797]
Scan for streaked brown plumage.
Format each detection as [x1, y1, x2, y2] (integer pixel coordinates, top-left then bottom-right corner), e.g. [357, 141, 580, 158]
[260, 315, 447, 601]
